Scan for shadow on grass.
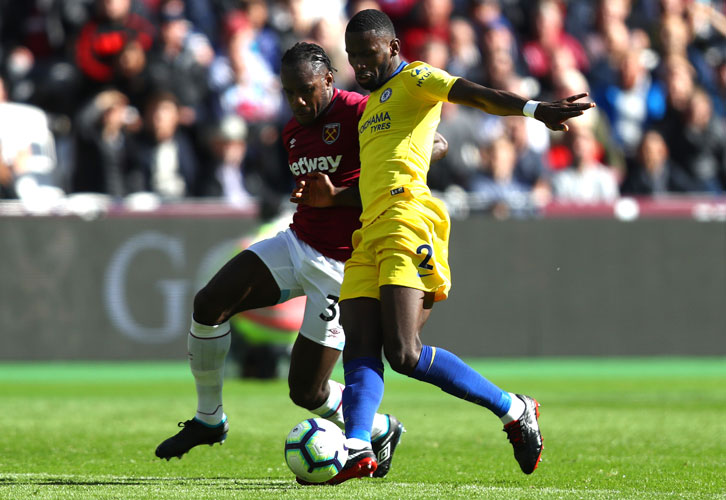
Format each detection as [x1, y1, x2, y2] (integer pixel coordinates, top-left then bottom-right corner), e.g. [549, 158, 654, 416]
[1, 476, 297, 491]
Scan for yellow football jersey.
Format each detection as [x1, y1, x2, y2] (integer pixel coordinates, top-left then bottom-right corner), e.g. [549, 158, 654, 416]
[357, 61, 459, 225]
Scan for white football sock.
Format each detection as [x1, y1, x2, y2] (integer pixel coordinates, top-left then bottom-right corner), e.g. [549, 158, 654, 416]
[371, 413, 390, 441]
[188, 317, 231, 426]
[311, 380, 345, 429]
[345, 437, 370, 450]
[500, 392, 525, 425]
[311, 380, 390, 441]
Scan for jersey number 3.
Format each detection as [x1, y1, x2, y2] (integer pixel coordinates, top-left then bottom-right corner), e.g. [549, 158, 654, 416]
[319, 294, 339, 321]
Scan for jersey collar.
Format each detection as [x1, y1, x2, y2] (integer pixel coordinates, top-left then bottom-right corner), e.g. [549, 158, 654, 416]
[376, 61, 407, 90]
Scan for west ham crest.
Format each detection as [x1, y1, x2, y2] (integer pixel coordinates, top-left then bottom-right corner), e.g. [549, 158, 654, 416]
[323, 123, 341, 144]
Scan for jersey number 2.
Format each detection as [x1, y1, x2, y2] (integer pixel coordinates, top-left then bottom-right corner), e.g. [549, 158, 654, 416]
[417, 244, 434, 271]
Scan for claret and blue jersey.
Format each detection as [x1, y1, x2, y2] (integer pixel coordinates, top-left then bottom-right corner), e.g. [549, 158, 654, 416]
[282, 87, 368, 262]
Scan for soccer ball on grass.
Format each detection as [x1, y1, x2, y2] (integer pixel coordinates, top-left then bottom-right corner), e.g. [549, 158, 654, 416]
[284, 418, 348, 483]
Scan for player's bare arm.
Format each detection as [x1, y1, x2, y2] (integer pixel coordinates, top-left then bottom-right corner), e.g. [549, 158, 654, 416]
[447, 79, 595, 132]
[291, 131, 449, 208]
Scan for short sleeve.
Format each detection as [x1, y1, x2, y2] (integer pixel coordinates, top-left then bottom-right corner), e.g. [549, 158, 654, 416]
[400, 62, 459, 103]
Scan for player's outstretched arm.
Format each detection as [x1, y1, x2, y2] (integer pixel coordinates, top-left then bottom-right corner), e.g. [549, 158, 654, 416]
[290, 172, 361, 208]
[447, 78, 595, 132]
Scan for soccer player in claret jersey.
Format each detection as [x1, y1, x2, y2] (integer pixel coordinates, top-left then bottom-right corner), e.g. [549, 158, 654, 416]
[304, 9, 594, 484]
[155, 42, 447, 481]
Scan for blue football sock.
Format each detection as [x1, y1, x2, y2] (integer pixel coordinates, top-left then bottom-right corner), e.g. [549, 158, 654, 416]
[342, 357, 385, 443]
[411, 345, 512, 417]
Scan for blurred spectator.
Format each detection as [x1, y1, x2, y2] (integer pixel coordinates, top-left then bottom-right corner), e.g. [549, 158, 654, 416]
[503, 115, 550, 190]
[0, 0, 88, 112]
[203, 114, 255, 206]
[127, 90, 202, 198]
[181, 0, 225, 50]
[659, 55, 696, 132]
[309, 15, 355, 90]
[687, 0, 726, 52]
[371, 0, 418, 20]
[565, 0, 609, 47]
[347, 0, 383, 18]
[666, 86, 726, 192]
[621, 129, 699, 194]
[595, 48, 667, 160]
[469, 0, 525, 64]
[658, 0, 687, 17]
[550, 122, 619, 203]
[655, 12, 716, 94]
[469, 46, 527, 148]
[0, 76, 62, 203]
[470, 135, 534, 218]
[71, 89, 141, 197]
[657, 54, 710, 190]
[239, 127, 294, 217]
[585, 17, 632, 95]
[146, 0, 214, 127]
[446, 17, 482, 83]
[397, 0, 453, 62]
[75, 0, 156, 106]
[478, 12, 527, 84]
[470, 0, 515, 32]
[242, 0, 282, 74]
[484, 45, 519, 91]
[0, 147, 13, 199]
[567, 0, 653, 56]
[551, 67, 624, 173]
[429, 102, 482, 191]
[521, 0, 589, 87]
[713, 51, 726, 118]
[209, 11, 282, 124]
[484, 0, 537, 38]
[268, 0, 346, 55]
[420, 37, 450, 72]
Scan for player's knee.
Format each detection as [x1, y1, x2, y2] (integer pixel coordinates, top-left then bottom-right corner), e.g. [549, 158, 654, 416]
[383, 345, 419, 375]
[193, 287, 226, 325]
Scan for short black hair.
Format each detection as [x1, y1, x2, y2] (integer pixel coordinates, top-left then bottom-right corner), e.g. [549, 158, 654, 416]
[281, 42, 336, 73]
[346, 9, 396, 37]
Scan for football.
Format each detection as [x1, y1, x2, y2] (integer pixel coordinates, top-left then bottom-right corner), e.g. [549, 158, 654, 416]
[284, 418, 348, 483]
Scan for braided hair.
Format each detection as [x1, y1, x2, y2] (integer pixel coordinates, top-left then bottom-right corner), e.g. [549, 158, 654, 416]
[281, 42, 336, 74]
[345, 9, 395, 37]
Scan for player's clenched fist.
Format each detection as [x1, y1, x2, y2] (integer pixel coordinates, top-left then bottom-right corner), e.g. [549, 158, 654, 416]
[290, 172, 338, 207]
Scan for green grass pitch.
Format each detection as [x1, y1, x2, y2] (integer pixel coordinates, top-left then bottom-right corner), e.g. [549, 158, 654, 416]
[1, 358, 724, 500]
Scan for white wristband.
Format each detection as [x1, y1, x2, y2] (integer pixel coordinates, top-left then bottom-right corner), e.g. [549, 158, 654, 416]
[523, 100, 539, 118]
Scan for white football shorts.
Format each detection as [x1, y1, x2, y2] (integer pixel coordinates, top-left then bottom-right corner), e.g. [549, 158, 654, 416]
[247, 228, 345, 350]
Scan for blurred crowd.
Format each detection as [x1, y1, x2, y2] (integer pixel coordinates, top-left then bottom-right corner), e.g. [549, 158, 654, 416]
[1, 0, 726, 217]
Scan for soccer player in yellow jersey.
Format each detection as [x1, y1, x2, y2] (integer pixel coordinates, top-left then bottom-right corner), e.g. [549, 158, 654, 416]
[307, 9, 594, 484]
